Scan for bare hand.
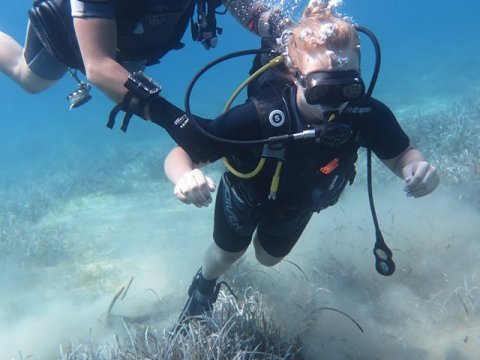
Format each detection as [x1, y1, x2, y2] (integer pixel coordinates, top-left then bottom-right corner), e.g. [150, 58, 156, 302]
[403, 161, 440, 198]
[173, 169, 216, 207]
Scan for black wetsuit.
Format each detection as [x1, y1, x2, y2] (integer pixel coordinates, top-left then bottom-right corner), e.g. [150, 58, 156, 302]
[26, 0, 205, 77]
[197, 87, 410, 257]
[26, 0, 229, 137]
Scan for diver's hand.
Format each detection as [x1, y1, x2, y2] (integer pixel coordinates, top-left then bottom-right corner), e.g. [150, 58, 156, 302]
[403, 161, 440, 198]
[174, 169, 216, 207]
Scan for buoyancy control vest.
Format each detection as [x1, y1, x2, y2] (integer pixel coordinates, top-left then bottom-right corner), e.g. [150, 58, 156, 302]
[226, 92, 359, 211]
[28, 0, 200, 71]
[114, 0, 196, 65]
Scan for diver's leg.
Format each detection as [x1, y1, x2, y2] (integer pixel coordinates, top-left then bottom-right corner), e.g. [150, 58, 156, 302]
[202, 175, 258, 279]
[0, 31, 24, 78]
[201, 242, 246, 280]
[254, 207, 313, 266]
[0, 23, 65, 93]
[178, 244, 246, 320]
[253, 232, 284, 266]
[179, 176, 257, 320]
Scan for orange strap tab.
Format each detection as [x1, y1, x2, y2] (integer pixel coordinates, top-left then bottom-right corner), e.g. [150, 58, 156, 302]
[320, 158, 339, 174]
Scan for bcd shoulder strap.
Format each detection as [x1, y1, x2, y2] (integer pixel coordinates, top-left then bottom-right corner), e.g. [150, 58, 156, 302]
[250, 96, 291, 152]
[249, 95, 292, 200]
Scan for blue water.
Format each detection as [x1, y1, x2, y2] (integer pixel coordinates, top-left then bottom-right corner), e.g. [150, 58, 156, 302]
[1, 1, 479, 358]
[1, 0, 478, 184]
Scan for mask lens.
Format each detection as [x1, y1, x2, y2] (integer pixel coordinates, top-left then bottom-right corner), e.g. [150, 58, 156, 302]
[305, 85, 329, 104]
[305, 82, 363, 105]
[302, 71, 364, 105]
[304, 85, 350, 106]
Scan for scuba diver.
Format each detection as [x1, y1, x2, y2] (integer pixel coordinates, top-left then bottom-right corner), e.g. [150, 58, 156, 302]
[0, 0, 286, 122]
[163, 3, 440, 320]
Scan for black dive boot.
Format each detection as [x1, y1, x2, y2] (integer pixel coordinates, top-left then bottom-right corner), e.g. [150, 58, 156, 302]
[178, 268, 220, 323]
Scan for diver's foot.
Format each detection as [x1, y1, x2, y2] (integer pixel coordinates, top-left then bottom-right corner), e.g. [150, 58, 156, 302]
[178, 268, 219, 324]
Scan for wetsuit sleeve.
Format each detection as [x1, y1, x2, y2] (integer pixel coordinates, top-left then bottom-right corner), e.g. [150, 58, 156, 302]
[70, 0, 114, 19]
[363, 99, 410, 160]
[146, 97, 260, 164]
[199, 101, 262, 162]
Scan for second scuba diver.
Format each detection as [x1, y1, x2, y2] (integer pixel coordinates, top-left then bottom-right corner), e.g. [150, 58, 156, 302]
[163, 2, 440, 320]
[0, 0, 287, 136]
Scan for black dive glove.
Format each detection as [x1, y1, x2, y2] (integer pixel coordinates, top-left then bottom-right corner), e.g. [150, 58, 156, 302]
[147, 97, 214, 164]
[107, 71, 214, 164]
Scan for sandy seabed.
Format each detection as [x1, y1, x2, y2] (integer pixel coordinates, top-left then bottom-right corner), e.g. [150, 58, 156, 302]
[1, 165, 479, 360]
[0, 91, 479, 360]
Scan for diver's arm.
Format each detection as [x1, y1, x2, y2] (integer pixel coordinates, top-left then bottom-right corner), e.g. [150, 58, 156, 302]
[222, 0, 288, 37]
[147, 98, 259, 166]
[382, 146, 440, 198]
[73, 17, 130, 103]
[164, 146, 204, 184]
[163, 101, 261, 206]
[164, 146, 215, 207]
[74, 15, 214, 159]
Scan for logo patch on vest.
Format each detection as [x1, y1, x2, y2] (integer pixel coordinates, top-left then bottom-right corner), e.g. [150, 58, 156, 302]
[268, 109, 285, 127]
[343, 105, 372, 114]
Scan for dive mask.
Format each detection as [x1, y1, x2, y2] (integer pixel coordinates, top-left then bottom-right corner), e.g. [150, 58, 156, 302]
[295, 69, 365, 106]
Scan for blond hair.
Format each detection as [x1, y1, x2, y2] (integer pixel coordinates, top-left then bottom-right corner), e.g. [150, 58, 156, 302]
[285, 3, 360, 71]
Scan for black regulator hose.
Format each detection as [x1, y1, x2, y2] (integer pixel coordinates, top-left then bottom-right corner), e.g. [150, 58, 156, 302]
[183, 48, 293, 146]
[355, 25, 380, 99]
[356, 25, 396, 276]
